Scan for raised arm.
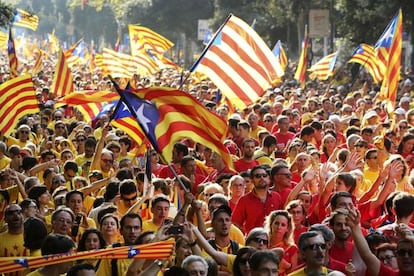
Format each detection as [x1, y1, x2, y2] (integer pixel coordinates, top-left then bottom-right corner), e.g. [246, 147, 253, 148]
[347, 207, 381, 276]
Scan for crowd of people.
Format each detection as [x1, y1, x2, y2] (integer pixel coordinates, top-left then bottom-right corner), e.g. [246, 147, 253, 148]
[1, 55, 414, 276]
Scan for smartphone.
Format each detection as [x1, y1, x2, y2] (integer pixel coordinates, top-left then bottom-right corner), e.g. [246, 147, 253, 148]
[167, 225, 184, 235]
[71, 214, 82, 237]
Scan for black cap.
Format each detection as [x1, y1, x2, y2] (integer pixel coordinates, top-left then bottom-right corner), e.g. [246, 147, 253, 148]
[211, 205, 232, 221]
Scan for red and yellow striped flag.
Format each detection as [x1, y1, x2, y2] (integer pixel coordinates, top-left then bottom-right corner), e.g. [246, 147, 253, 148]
[377, 9, 402, 112]
[0, 240, 174, 273]
[31, 49, 45, 75]
[128, 24, 173, 55]
[0, 75, 39, 135]
[50, 49, 74, 98]
[294, 25, 309, 88]
[13, 9, 39, 31]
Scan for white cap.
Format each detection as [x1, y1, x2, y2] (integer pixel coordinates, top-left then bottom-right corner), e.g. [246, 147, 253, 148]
[275, 95, 285, 102]
[400, 96, 410, 104]
[394, 107, 406, 115]
[228, 113, 242, 121]
[364, 110, 379, 119]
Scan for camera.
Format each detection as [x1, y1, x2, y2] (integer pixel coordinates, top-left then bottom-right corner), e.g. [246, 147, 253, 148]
[166, 225, 184, 235]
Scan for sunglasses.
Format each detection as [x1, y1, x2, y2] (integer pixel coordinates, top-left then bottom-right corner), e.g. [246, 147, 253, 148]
[304, 243, 327, 251]
[122, 196, 137, 202]
[253, 173, 268, 179]
[20, 131, 29, 134]
[251, 237, 269, 245]
[397, 249, 413, 257]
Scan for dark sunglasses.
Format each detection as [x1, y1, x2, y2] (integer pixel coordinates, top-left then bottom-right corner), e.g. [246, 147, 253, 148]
[20, 131, 29, 134]
[304, 243, 327, 251]
[252, 237, 269, 245]
[253, 173, 268, 179]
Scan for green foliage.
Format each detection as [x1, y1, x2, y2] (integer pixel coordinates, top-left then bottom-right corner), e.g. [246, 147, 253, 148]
[0, 2, 17, 28]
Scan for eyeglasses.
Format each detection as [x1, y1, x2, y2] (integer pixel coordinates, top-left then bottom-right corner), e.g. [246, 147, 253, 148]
[379, 255, 395, 262]
[20, 131, 29, 134]
[304, 243, 327, 251]
[251, 237, 269, 245]
[53, 179, 66, 184]
[253, 173, 268, 179]
[101, 159, 113, 164]
[397, 249, 413, 257]
[275, 173, 292, 178]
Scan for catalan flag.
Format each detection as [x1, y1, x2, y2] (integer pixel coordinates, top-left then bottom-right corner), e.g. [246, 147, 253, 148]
[272, 40, 288, 71]
[31, 49, 44, 75]
[129, 24, 174, 55]
[308, 52, 338, 81]
[0, 240, 174, 273]
[191, 14, 283, 110]
[8, 28, 19, 79]
[50, 49, 75, 98]
[348, 44, 383, 83]
[48, 30, 60, 54]
[0, 75, 39, 135]
[13, 9, 39, 31]
[294, 25, 309, 88]
[114, 85, 233, 169]
[376, 9, 402, 112]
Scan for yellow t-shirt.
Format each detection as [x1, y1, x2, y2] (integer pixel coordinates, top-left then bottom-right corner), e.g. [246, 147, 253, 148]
[288, 266, 329, 276]
[0, 232, 29, 258]
[142, 220, 161, 232]
[0, 155, 11, 170]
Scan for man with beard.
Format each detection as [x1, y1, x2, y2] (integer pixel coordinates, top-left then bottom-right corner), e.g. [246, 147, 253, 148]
[208, 205, 240, 273]
[328, 209, 354, 265]
[347, 206, 414, 276]
[233, 138, 260, 173]
[232, 165, 282, 234]
[97, 213, 142, 275]
[0, 204, 29, 276]
[289, 231, 333, 275]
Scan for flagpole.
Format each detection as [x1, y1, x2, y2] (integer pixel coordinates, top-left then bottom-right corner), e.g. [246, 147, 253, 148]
[178, 13, 233, 89]
[110, 78, 190, 193]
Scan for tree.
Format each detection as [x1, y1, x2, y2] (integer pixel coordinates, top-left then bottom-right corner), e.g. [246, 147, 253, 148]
[0, 2, 18, 28]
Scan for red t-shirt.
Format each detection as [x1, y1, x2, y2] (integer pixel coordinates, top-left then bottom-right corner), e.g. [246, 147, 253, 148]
[233, 158, 260, 173]
[232, 190, 282, 234]
[378, 262, 399, 276]
[329, 241, 354, 264]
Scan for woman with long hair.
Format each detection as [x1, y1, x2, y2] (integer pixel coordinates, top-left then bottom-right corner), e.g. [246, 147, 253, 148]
[397, 133, 414, 170]
[264, 210, 298, 275]
[77, 228, 106, 270]
[320, 134, 337, 163]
